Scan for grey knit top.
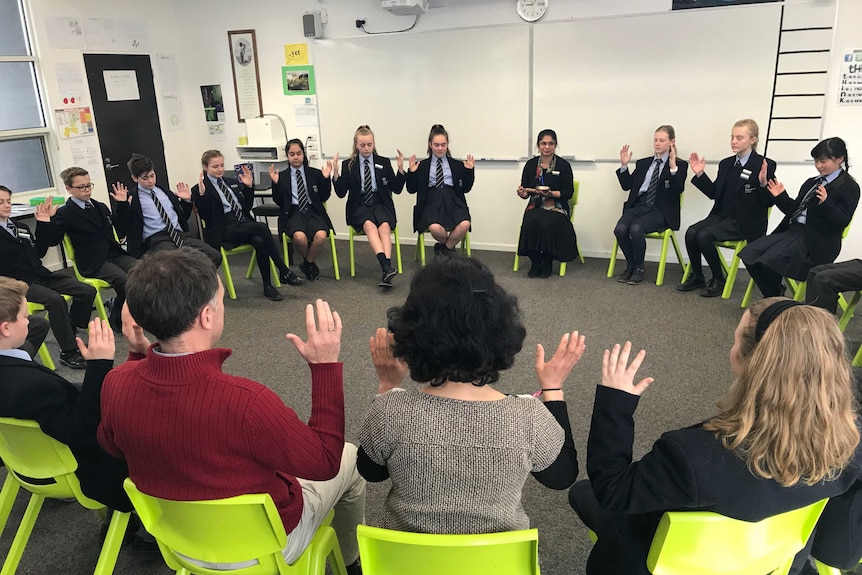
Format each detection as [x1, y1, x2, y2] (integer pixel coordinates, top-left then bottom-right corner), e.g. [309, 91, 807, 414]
[358, 389, 565, 534]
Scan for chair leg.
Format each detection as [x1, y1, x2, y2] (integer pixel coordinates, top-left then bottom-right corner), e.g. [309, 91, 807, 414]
[722, 249, 743, 300]
[394, 228, 403, 274]
[270, 258, 282, 288]
[93, 510, 130, 575]
[0, 494, 44, 575]
[329, 233, 340, 281]
[606, 239, 620, 278]
[290, 524, 346, 575]
[741, 278, 756, 308]
[282, 233, 293, 267]
[0, 474, 21, 536]
[655, 231, 671, 286]
[349, 230, 356, 277]
[513, 226, 522, 271]
[463, 232, 471, 256]
[792, 280, 806, 302]
[852, 342, 862, 368]
[415, 232, 426, 266]
[669, 231, 685, 284]
[93, 290, 109, 322]
[37, 343, 55, 370]
[220, 251, 237, 300]
[838, 291, 861, 332]
[246, 251, 257, 279]
[559, 261, 567, 277]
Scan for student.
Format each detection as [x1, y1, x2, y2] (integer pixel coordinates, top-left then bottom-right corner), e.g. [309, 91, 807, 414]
[406, 124, 474, 257]
[741, 137, 859, 299]
[35, 167, 137, 331]
[677, 119, 776, 297]
[516, 128, 579, 278]
[333, 125, 405, 288]
[110, 153, 221, 267]
[270, 139, 337, 282]
[0, 185, 94, 369]
[192, 149, 303, 302]
[569, 299, 862, 575]
[806, 258, 862, 314]
[98, 249, 365, 574]
[0, 276, 131, 513]
[614, 126, 688, 285]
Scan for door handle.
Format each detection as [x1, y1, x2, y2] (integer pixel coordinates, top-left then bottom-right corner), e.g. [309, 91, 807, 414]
[104, 157, 120, 169]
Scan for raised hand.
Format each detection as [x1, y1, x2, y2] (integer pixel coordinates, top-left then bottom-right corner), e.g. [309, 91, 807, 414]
[121, 302, 151, 355]
[689, 152, 706, 176]
[601, 342, 653, 396]
[534, 331, 586, 395]
[239, 164, 253, 187]
[766, 178, 785, 198]
[669, 143, 677, 169]
[814, 183, 828, 204]
[77, 318, 115, 361]
[369, 327, 409, 394]
[110, 183, 129, 203]
[286, 299, 342, 364]
[197, 171, 206, 195]
[322, 159, 333, 179]
[620, 144, 633, 166]
[35, 196, 57, 222]
[396, 149, 405, 173]
[409, 154, 420, 173]
[464, 154, 475, 170]
[175, 182, 191, 201]
[758, 159, 768, 187]
[268, 164, 280, 184]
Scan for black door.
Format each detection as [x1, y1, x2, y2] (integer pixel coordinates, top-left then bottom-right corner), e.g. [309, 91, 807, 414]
[83, 54, 168, 195]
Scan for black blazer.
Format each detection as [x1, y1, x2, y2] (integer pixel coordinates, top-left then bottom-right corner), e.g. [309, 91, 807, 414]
[770, 170, 860, 266]
[334, 153, 405, 226]
[520, 155, 576, 218]
[112, 183, 193, 258]
[35, 199, 127, 277]
[586, 386, 862, 575]
[272, 165, 334, 234]
[406, 155, 475, 232]
[0, 221, 53, 284]
[691, 153, 777, 241]
[191, 176, 254, 250]
[618, 158, 689, 231]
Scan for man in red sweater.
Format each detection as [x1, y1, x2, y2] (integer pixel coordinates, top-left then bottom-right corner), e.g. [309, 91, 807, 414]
[97, 248, 365, 573]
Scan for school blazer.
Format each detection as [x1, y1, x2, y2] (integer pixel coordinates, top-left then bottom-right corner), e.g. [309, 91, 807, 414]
[691, 153, 777, 241]
[406, 156, 475, 232]
[334, 153, 405, 225]
[520, 155, 576, 218]
[618, 158, 689, 231]
[587, 385, 862, 575]
[35, 199, 127, 277]
[770, 171, 860, 266]
[0, 221, 54, 284]
[271, 165, 335, 234]
[112, 183, 194, 258]
[191, 176, 255, 250]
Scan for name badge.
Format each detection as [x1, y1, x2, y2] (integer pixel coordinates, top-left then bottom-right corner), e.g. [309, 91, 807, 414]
[743, 184, 755, 194]
[458, 179, 463, 187]
[740, 168, 752, 180]
[230, 184, 238, 188]
[312, 185, 318, 193]
[551, 170, 560, 175]
[382, 177, 389, 186]
[374, 163, 383, 170]
[664, 181, 670, 189]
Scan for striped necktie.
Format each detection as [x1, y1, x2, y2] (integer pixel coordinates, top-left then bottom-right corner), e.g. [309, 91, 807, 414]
[644, 158, 662, 207]
[7, 221, 18, 239]
[147, 190, 184, 248]
[362, 159, 375, 206]
[434, 158, 444, 188]
[217, 179, 246, 221]
[84, 201, 94, 209]
[791, 177, 826, 221]
[734, 158, 742, 167]
[295, 169, 310, 214]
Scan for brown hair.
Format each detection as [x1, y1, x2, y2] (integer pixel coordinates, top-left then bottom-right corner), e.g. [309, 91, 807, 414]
[733, 119, 760, 150]
[427, 124, 451, 157]
[60, 167, 89, 187]
[655, 125, 676, 140]
[0, 276, 27, 324]
[704, 297, 859, 486]
[201, 149, 224, 167]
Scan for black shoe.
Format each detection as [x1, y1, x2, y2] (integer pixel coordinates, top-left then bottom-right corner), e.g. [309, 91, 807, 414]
[280, 269, 305, 286]
[699, 278, 725, 298]
[299, 260, 319, 281]
[308, 261, 320, 281]
[627, 269, 645, 285]
[539, 258, 554, 278]
[346, 559, 362, 575]
[379, 267, 396, 288]
[677, 275, 706, 292]
[433, 242, 445, 255]
[616, 267, 634, 283]
[108, 312, 123, 334]
[527, 258, 541, 278]
[263, 284, 283, 301]
[103, 297, 114, 322]
[59, 350, 87, 369]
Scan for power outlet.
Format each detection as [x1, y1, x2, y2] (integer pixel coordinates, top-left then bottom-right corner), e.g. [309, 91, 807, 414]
[355, 18, 366, 28]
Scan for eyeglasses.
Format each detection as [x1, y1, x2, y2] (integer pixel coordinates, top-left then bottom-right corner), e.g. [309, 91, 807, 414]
[70, 183, 94, 191]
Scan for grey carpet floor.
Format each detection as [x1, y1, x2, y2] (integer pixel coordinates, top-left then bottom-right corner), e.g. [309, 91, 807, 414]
[2, 242, 861, 574]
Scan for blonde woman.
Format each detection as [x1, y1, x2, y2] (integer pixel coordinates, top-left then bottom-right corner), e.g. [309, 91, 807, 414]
[570, 298, 862, 575]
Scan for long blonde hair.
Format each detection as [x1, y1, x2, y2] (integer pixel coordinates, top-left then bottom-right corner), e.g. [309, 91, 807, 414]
[704, 297, 859, 486]
[347, 125, 374, 171]
[733, 118, 760, 150]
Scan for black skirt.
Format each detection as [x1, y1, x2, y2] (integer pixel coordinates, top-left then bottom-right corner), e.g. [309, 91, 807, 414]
[417, 186, 471, 231]
[285, 207, 330, 239]
[517, 208, 578, 262]
[348, 199, 396, 233]
[740, 225, 812, 280]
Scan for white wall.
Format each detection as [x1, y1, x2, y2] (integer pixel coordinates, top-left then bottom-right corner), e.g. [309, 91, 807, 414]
[24, 0, 862, 263]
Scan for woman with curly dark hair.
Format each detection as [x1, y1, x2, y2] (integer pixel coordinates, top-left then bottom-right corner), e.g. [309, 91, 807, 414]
[357, 255, 581, 534]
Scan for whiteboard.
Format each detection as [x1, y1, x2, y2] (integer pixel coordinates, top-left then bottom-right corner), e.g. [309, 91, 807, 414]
[314, 25, 530, 160]
[532, 4, 781, 162]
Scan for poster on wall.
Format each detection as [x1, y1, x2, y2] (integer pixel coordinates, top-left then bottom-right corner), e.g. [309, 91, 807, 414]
[838, 49, 862, 106]
[54, 107, 95, 139]
[200, 84, 226, 141]
[673, 0, 781, 8]
[228, 29, 264, 122]
[155, 54, 186, 132]
[284, 43, 309, 66]
[282, 66, 316, 96]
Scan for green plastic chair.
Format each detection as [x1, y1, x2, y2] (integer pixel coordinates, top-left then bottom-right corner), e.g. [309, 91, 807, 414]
[681, 239, 748, 299]
[348, 226, 403, 278]
[123, 478, 346, 575]
[607, 193, 685, 286]
[644, 499, 827, 575]
[513, 181, 584, 277]
[62, 235, 110, 322]
[356, 525, 540, 575]
[281, 203, 340, 280]
[0, 417, 130, 575]
[24, 302, 55, 370]
[414, 230, 470, 266]
[853, 341, 862, 368]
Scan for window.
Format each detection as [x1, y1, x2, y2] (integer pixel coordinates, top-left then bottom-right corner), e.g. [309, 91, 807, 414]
[0, 0, 53, 194]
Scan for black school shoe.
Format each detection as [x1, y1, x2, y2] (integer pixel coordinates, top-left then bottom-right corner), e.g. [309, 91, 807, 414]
[59, 350, 87, 369]
[263, 284, 284, 301]
[379, 267, 396, 288]
[677, 275, 706, 292]
[280, 269, 305, 286]
[627, 269, 645, 285]
[699, 278, 725, 298]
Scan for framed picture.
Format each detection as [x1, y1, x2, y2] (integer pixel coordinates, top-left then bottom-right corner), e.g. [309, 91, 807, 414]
[282, 65, 316, 96]
[227, 29, 263, 122]
[673, 0, 781, 9]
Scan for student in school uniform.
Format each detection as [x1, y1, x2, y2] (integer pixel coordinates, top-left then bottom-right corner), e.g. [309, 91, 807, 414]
[270, 139, 336, 282]
[406, 124, 474, 257]
[333, 125, 406, 288]
[0, 185, 94, 369]
[35, 167, 137, 331]
[741, 137, 859, 299]
[614, 125, 688, 285]
[110, 153, 222, 268]
[516, 129, 579, 278]
[677, 119, 776, 297]
[192, 149, 303, 302]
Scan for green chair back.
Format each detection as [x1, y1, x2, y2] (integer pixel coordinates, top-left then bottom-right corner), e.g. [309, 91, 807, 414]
[61, 234, 110, 321]
[646, 499, 828, 575]
[356, 525, 540, 575]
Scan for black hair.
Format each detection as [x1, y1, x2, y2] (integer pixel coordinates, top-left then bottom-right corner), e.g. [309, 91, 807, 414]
[426, 124, 452, 158]
[127, 153, 155, 178]
[537, 129, 557, 146]
[285, 138, 309, 166]
[387, 255, 526, 386]
[0, 185, 10, 195]
[811, 137, 850, 172]
[125, 248, 220, 341]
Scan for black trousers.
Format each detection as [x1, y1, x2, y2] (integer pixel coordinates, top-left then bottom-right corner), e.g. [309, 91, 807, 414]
[224, 219, 289, 286]
[21, 315, 49, 359]
[614, 202, 667, 270]
[684, 215, 745, 279]
[144, 232, 222, 267]
[27, 273, 96, 352]
[806, 259, 862, 314]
